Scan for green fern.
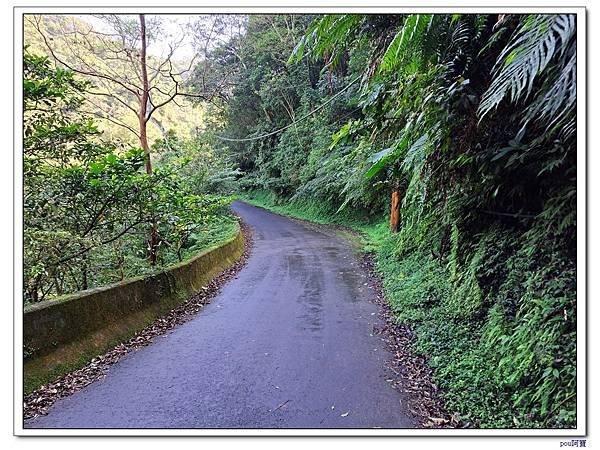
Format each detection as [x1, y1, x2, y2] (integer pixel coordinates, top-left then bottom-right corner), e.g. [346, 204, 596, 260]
[288, 14, 362, 65]
[478, 14, 576, 118]
[524, 43, 576, 129]
[378, 14, 434, 73]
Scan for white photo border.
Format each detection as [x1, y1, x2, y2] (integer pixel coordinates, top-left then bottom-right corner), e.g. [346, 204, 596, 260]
[13, 3, 587, 437]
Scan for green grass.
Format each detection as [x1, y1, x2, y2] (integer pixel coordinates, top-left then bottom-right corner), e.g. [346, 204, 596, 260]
[182, 217, 239, 261]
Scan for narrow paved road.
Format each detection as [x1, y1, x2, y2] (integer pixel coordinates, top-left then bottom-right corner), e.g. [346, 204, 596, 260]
[27, 201, 415, 429]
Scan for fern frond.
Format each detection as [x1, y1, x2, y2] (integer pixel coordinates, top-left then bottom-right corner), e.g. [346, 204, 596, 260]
[378, 14, 434, 73]
[288, 14, 362, 64]
[401, 133, 430, 172]
[523, 42, 576, 130]
[478, 14, 575, 118]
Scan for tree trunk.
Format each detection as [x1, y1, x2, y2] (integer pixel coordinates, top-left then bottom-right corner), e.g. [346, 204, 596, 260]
[81, 249, 88, 290]
[29, 274, 41, 303]
[139, 14, 151, 174]
[390, 187, 401, 233]
[139, 14, 159, 265]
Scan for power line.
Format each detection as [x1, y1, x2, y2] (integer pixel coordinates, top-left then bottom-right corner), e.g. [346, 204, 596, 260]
[214, 76, 361, 143]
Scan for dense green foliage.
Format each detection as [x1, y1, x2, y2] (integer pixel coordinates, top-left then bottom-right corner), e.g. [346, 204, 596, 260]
[202, 14, 577, 428]
[23, 49, 235, 303]
[23, 12, 577, 429]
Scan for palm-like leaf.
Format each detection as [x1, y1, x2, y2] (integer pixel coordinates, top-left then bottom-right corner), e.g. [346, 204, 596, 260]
[288, 14, 362, 64]
[378, 14, 434, 73]
[524, 42, 576, 130]
[478, 14, 576, 118]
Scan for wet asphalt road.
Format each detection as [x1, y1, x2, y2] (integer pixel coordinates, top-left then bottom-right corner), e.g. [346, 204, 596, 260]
[26, 201, 415, 429]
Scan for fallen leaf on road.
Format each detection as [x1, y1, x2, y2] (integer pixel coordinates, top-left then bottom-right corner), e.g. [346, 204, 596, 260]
[273, 400, 290, 411]
[359, 253, 455, 428]
[428, 417, 448, 425]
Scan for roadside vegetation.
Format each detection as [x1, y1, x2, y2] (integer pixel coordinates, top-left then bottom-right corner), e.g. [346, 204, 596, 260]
[23, 16, 240, 304]
[24, 13, 577, 428]
[214, 14, 577, 428]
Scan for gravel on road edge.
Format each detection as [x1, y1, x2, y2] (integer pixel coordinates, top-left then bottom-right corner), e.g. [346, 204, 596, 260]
[359, 253, 466, 428]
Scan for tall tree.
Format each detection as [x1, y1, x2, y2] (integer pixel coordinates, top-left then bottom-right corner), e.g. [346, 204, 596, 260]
[29, 14, 225, 263]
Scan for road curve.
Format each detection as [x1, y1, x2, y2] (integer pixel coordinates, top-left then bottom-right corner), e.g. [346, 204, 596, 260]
[26, 201, 416, 429]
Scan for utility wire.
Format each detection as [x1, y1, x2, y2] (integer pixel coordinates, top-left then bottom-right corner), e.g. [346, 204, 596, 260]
[214, 76, 361, 143]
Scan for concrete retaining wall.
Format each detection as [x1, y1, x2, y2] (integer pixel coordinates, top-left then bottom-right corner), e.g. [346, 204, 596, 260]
[24, 227, 244, 393]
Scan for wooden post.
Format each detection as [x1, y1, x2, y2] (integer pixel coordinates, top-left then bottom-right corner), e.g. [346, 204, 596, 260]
[390, 188, 401, 233]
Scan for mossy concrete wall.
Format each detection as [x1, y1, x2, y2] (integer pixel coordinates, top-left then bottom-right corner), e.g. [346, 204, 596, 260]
[24, 227, 244, 393]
